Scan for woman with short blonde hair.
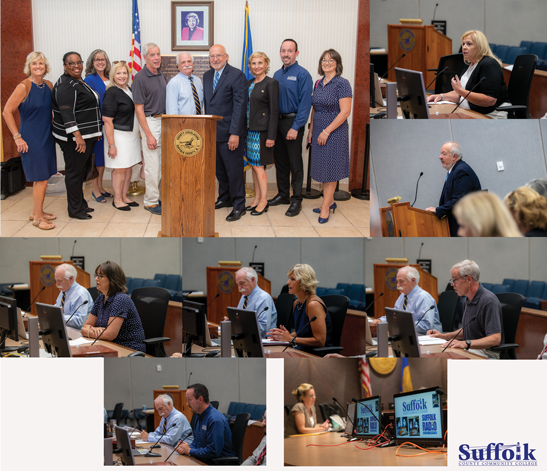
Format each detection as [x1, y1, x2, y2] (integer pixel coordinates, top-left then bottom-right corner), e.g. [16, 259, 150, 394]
[505, 187, 547, 237]
[284, 383, 330, 437]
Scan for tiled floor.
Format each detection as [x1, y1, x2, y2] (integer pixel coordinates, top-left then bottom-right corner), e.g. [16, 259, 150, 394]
[1, 185, 369, 238]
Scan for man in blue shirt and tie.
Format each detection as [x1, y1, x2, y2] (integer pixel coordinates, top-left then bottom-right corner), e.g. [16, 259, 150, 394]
[175, 383, 236, 464]
[54, 263, 92, 329]
[141, 394, 193, 447]
[166, 52, 204, 115]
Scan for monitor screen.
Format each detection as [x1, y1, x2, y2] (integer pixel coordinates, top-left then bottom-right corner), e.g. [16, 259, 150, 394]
[385, 307, 421, 358]
[35, 302, 72, 357]
[345, 403, 355, 435]
[182, 300, 206, 357]
[115, 426, 135, 466]
[353, 395, 381, 439]
[0, 295, 18, 342]
[227, 307, 264, 358]
[394, 67, 430, 119]
[393, 386, 444, 446]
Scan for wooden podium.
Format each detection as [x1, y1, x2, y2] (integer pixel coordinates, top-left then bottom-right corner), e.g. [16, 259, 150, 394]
[373, 263, 438, 319]
[153, 389, 191, 428]
[380, 202, 450, 237]
[387, 24, 452, 85]
[205, 267, 272, 324]
[28, 260, 90, 315]
[159, 114, 222, 237]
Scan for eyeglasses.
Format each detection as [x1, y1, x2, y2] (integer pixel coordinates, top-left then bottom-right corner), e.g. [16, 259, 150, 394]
[94, 273, 105, 279]
[113, 60, 127, 65]
[321, 59, 335, 64]
[94, 58, 107, 63]
[209, 54, 226, 59]
[66, 61, 84, 67]
[449, 275, 466, 285]
[305, 394, 317, 398]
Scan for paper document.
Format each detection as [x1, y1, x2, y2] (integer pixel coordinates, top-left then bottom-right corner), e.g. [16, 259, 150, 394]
[418, 335, 445, 346]
[69, 337, 94, 347]
[262, 339, 290, 346]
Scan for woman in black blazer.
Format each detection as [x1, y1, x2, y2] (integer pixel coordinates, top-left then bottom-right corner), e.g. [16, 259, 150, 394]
[427, 30, 510, 117]
[245, 52, 279, 215]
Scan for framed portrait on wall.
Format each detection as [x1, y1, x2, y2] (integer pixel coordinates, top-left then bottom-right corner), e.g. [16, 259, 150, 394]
[171, 1, 214, 51]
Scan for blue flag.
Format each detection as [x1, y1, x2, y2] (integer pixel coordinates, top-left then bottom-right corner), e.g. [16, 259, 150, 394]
[241, 2, 253, 80]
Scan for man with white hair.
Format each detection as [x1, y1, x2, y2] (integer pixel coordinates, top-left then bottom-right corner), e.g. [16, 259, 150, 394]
[370, 265, 442, 334]
[166, 52, 203, 115]
[141, 394, 193, 447]
[54, 263, 92, 329]
[425, 142, 481, 237]
[428, 260, 502, 359]
[234, 267, 277, 338]
[133, 42, 167, 216]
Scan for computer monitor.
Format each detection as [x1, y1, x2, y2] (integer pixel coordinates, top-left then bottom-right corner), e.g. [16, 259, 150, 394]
[385, 307, 421, 358]
[344, 403, 355, 435]
[370, 63, 375, 106]
[35, 302, 72, 357]
[114, 426, 135, 466]
[394, 68, 430, 119]
[227, 307, 264, 358]
[0, 295, 19, 348]
[393, 386, 445, 446]
[182, 300, 207, 357]
[353, 395, 382, 439]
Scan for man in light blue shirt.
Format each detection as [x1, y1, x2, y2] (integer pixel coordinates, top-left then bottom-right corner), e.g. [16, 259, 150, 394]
[141, 394, 193, 447]
[371, 266, 442, 334]
[235, 267, 277, 338]
[166, 52, 204, 115]
[54, 263, 92, 330]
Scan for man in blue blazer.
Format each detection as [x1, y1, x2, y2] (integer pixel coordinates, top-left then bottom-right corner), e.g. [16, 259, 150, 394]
[203, 44, 248, 221]
[426, 142, 481, 236]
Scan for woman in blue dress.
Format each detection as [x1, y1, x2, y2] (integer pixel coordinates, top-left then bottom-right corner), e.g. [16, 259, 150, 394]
[267, 264, 332, 352]
[245, 52, 279, 215]
[3, 51, 57, 230]
[308, 49, 353, 224]
[84, 49, 112, 203]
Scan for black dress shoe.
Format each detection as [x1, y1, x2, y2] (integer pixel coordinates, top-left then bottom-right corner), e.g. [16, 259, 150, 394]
[215, 200, 233, 209]
[285, 201, 302, 217]
[86, 207, 95, 213]
[251, 203, 269, 216]
[268, 195, 291, 206]
[72, 214, 92, 220]
[245, 205, 257, 211]
[226, 209, 246, 221]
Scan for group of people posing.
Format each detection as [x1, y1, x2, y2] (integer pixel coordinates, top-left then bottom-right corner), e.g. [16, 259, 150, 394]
[3, 38, 353, 229]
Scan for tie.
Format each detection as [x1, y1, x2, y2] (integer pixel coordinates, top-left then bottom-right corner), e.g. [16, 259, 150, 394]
[446, 172, 449, 181]
[61, 292, 66, 309]
[189, 76, 202, 115]
[403, 295, 408, 311]
[255, 445, 266, 466]
[162, 418, 167, 435]
[243, 296, 248, 309]
[213, 71, 220, 92]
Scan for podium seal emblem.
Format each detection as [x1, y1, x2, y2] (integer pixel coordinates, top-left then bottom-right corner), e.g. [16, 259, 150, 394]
[398, 29, 416, 52]
[174, 129, 202, 157]
[40, 265, 56, 286]
[217, 271, 235, 295]
[384, 268, 398, 291]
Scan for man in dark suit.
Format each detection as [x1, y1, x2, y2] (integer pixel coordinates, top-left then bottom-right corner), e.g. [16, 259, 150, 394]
[203, 44, 248, 221]
[426, 142, 481, 236]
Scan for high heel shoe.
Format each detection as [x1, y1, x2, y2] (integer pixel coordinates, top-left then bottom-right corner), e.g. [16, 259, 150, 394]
[251, 203, 269, 216]
[245, 205, 257, 211]
[313, 202, 337, 214]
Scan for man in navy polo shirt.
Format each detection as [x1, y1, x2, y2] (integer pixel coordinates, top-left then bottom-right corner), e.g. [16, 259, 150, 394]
[270, 39, 313, 217]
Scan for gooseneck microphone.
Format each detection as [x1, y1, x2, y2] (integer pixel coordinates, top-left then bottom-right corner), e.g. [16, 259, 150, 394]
[352, 397, 394, 445]
[332, 396, 355, 439]
[206, 293, 220, 310]
[164, 438, 183, 462]
[415, 305, 435, 328]
[425, 66, 448, 91]
[362, 292, 384, 315]
[71, 239, 77, 258]
[410, 172, 424, 207]
[433, 2, 439, 22]
[418, 242, 424, 261]
[64, 300, 88, 326]
[451, 77, 486, 113]
[251, 245, 258, 264]
[90, 311, 124, 345]
[145, 422, 178, 457]
[187, 372, 193, 388]
[380, 53, 406, 80]
[442, 315, 477, 352]
[24, 286, 46, 315]
[283, 316, 317, 352]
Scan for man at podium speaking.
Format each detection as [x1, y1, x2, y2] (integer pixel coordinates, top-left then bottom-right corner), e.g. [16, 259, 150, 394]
[425, 142, 481, 237]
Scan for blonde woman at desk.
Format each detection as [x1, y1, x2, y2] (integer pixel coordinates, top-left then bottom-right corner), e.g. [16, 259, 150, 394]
[285, 383, 331, 438]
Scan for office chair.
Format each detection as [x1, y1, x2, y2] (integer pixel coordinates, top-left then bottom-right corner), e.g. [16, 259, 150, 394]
[496, 54, 538, 119]
[491, 292, 524, 359]
[127, 351, 145, 357]
[505, 46, 527, 65]
[211, 401, 220, 410]
[131, 286, 171, 357]
[87, 286, 99, 301]
[285, 404, 295, 417]
[427, 53, 465, 94]
[314, 295, 350, 356]
[211, 412, 250, 465]
[275, 293, 297, 330]
[112, 402, 124, 425]
[318, 402, 344, 423]
[437, 290, 460, 333]
[131, 408, 146, 430]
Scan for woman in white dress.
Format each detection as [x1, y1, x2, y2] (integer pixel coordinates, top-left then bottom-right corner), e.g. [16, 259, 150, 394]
[102, 61, 142, 210]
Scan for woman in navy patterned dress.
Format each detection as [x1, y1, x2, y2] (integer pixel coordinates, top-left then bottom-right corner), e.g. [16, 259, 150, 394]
[81, 261, 145, 352]
[308, 49, 352, 224]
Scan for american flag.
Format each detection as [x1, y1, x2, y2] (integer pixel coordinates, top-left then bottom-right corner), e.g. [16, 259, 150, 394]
[128, 0, 141, 83]
[359, 357, 372, 397]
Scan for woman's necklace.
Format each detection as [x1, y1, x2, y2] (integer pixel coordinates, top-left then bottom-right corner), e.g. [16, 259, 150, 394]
[31, 76, 45, 89]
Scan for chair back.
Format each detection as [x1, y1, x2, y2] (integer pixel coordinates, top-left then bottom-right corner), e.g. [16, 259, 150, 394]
[434, 53, 466, 94]
[527, 281, 545, 298]
[496, 292, 524, 359]
[275, 293, 297, 330]
[88, 286, 99, 301]
[211, 400, 219, 410]
[437, 290, 459, 332]
[502, 278, 516, 292]
[131, 287, 171, 356]
[530, 42, 547, 60]
[318, 402, 343, 423]
[519, 41, 533, 54]
[112, 402, 124, 424]
[320, 295, 350, 347]
[232, 412, 251, 464]
[513, 279, 530, 297]
[492, 284, 509, 294]
[505, 46, 526, 65]
[494, 45, 510, 62]
[507, 54, 538, 118]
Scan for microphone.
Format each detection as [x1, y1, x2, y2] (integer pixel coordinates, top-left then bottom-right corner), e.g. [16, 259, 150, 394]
[418, 242, 424, 261]
[145, 422, 178, 457]
[352, 398, 394, 443]
[451, 77, 486, 113]
[206, 293, 219, 310]
[187, 371, 192, 389]
[283, 316, 317, 352]
[414, 305, 435, 328]
[433, 2, 439, 22]
[90, 311, 124, 345]
[251, 245, 258, 264]
[380, 53, 406, 80]
[71, 239, 77, 258]
[164, 438, 183, 462]
[442, 315, 477, 352]
[332, 397, 355, 433]
[424, 66, 448, 91]
[410, 172, 424, 207]
[362, 292, 384, 314]
[24, 286, 46, 315]
[64, 300, 88, 326]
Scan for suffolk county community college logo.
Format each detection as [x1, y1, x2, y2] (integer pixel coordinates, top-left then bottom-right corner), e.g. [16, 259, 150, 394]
[217, 271, 235, 295]
[174, 129, 202, 157]
[459, 442, 537, 466]
[384, 268, 398, 290]
[40, 265, 56, 286]
[398, 29, 416, 52]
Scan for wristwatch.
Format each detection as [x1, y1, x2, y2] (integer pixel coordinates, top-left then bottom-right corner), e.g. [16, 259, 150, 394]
[465, 340, 471, 350]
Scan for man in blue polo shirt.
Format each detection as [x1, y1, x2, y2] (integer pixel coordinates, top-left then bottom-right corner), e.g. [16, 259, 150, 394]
[175, 384, 236, 464]
[269, 39, 313, 217]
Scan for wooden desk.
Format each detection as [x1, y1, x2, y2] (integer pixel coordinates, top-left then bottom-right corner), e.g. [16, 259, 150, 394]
[284, 431, 446, 466]
[115, 439, 206, 466]
[370, 102, 489, 119]
[515, 307, 547, 359]
[503, 66, 547, 119]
